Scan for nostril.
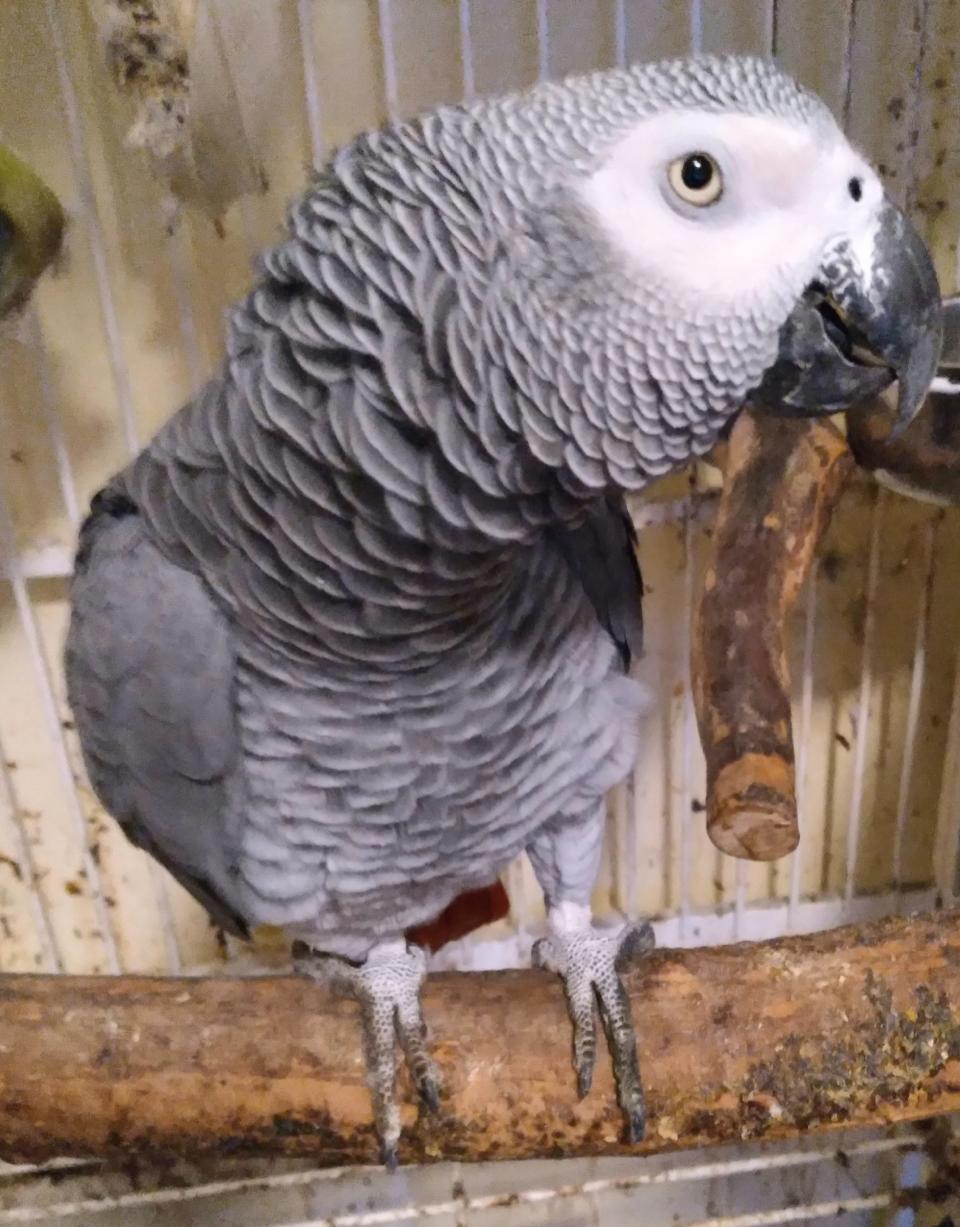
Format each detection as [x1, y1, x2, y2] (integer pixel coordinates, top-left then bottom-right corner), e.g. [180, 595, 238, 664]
[848, 177, 863, 202]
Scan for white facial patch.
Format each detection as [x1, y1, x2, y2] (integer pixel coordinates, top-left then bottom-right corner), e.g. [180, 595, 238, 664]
[840, 207, 883, 291]
[579, 109, 883, 312]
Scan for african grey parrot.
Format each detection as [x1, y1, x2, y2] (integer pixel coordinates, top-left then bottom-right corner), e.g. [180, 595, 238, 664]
[65, 54, 941, 1164]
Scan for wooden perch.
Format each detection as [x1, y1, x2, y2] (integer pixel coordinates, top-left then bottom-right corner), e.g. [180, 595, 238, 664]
[847, 296, 960, 504]
[2, 911, 960, 1166]
[693, 410, 853, 861]
[848, 384, 960, 506]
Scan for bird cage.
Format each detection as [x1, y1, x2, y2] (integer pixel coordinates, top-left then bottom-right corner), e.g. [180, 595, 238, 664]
[0, 0, 959, 1223]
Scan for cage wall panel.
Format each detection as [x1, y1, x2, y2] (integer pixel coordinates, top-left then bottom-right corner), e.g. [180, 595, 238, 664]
[302, 0, 386, 148]
[912, 0, 960, 292]
[379, 0, 464, 119]
[772, 0, 854, 117]
[846, 0, 928, 203]
[536, 0, 619, 78]
[621, 0, 692, 63]
[699, 0, 774, 56]
[461, 0, 541, 97]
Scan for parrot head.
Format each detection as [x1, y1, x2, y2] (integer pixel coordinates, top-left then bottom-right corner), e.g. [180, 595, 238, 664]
[0, 144, 65, 320]
[495, 55, 941, 477]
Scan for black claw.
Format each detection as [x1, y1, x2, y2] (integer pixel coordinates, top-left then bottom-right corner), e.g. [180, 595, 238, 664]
[380, 1141, 399, 1172]
[615, 922, 656, 971]
[418, 1077, 441, 1113]
[576, 1064, 594, 1099]
[626, 1109, 646, 1145]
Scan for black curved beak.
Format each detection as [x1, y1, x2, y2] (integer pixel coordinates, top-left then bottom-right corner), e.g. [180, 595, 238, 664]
[749, 200, 942, 435]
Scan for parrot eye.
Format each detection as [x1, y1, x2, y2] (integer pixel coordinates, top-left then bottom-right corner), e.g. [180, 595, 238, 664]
[668, 153, 723, 206]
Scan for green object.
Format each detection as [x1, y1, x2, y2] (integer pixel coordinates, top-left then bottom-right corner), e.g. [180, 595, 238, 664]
[0, 144, 65, 317]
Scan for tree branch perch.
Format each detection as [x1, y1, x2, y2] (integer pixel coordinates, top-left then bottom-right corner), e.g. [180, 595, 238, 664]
[2, 911, 960, 1166]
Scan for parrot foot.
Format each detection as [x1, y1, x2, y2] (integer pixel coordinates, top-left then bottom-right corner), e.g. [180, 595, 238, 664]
[293, 938, 440, 1169]
[533, 911, 655, 1143]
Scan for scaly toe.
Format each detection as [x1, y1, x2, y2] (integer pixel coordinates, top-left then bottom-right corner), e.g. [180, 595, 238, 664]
[538, 918, 653, 1144]
[294, 940, 438, 1166]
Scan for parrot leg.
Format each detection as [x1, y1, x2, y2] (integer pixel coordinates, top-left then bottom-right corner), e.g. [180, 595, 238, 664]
[293, 937, 440, 1168]
[532, 901, 655, 1143]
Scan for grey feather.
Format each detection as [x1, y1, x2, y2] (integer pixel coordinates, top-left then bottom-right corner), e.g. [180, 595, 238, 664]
[66, 490, 248, 938]
[551, 497, 644, 671]
[65, 55, 827, 958]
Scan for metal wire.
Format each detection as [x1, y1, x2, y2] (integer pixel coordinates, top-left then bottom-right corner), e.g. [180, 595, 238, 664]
[689, 0, 705, 55]
[457, 0, 476, 102]
[788, 569, 819, 924]
[164, 217, 207, 396]
[676, 1197, 894, 1227]
[376, 0, 401, 123]
[297, 0, 326, 168]
[0, 487, 119, 973]
[44, 0, 140, 457]
[535, 0, 550, 81]
[0, 1135, 920, 1223]
[934, 642, 960, 902]
[893, 518, 938, 892]
[281, 1196, 897, 1227]
[678, 503, 697, 939]
[844, 488, 885, 902]
[23, 308, 80, 529]
[614, 0, 628, 68]
[0, 727, 60, 972]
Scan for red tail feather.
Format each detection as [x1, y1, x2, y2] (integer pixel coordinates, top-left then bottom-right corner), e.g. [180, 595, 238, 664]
[407, 880, 510, 953]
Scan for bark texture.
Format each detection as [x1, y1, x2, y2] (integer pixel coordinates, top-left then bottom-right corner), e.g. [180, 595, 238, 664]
[694, 410, 853, 860]
[1, 911, 958, 1165]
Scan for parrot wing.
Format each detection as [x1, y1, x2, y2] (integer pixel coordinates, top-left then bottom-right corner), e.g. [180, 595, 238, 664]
[65, 491, 249, 938]
[550, 494, 644, 670]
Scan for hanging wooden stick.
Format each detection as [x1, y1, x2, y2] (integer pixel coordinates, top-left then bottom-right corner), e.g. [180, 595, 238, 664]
[692, 410, 853, 861]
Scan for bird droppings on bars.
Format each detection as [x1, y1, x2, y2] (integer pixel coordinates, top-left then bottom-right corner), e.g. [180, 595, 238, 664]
[0, 855, 22, 882]
[94, 0, 188, 159]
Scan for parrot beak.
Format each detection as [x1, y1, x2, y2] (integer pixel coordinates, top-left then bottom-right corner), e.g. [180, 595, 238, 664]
[749, 199, 942, 436]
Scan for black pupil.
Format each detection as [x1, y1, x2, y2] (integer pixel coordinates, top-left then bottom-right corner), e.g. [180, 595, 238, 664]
[848, 176, 863, 201]
[681, 154, 713, 191]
